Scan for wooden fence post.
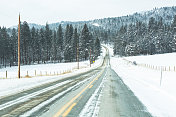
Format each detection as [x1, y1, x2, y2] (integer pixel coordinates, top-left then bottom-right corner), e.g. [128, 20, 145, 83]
[160, 67, 163, 86]
[6, 71, 7, 79]
[35, 70, 36, 76]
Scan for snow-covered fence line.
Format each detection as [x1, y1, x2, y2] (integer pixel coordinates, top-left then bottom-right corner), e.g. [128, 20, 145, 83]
[0, 46, 106, 79]
[122, 58, 176, 72]
[0, 68, 73, 79]
[137, 63, 176, 72]
[0, 61, 92, 79]
[0, 58, 103, 79]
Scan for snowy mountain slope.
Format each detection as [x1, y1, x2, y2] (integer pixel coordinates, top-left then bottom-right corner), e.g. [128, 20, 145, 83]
[90, 6, 176, 31]
[10, 23, 44, 29]
[48, 6, 176, 31]
[9, 6, 176, 31]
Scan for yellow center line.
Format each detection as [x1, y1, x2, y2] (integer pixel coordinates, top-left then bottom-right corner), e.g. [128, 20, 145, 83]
[53, 70, 104, 117]
[62, 103, 77, 117]
[62, 95, 83, 116]
[89, 85, 93, 88]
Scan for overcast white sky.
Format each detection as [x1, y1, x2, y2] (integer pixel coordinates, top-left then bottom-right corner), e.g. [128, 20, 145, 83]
[1, 0, 176, 27]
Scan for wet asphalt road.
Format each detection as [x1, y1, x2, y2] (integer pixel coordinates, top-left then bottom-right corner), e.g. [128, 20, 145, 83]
[0, 47, 153, 117]
[98, 67, 152, 117]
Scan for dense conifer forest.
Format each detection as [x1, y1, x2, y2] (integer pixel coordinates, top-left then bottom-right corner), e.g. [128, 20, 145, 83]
[1, 6, 176, 67]
[0, 23, 101, 67]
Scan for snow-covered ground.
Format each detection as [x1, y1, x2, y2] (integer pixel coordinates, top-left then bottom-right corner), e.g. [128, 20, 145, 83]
[0, 61, 93, 78]
[124, 53, 176, 71]
[108, 45, 176, 117]
[92, 23, 100, 27]
[0, 47, 106, 98]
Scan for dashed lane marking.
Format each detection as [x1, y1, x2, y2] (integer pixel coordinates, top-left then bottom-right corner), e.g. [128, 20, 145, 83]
[53, 69, 104, 117]
[62, 103, 77, 117]
[89, 85, 93, 88]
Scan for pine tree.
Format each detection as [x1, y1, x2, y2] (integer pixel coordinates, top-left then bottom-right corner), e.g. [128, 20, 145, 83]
[1, 27, 10, 67]
[148, 17, 156, 32]
[68, 24, 74, 61]
[114, 25, 127, 56]
[89, 33, 94, 55]
[39, 28, 46, 63]
[172, 15, 176, 33]
[80, 24, 90, 60]
[57, 24, 63, 62]
[45, 23, 52, 61]
[10, 28, 18, 65]
[72, 28, 79, 61]
[31, 27, 36, 63]
[64, 24, 70, 62]
[172, 35, 176, 52]
[94, 37, 101, 58]
[114, 38, 124, 56]
[104, 32, 108, 44]
[127, 23, 135, 42]
[57, 24, 63, 50]
[125, 42, 138, 56]
[21, 21, 31, 64]
[35, 29, 40, 64]
[51, 31, 57, 62]
[64, 24, 73, 62]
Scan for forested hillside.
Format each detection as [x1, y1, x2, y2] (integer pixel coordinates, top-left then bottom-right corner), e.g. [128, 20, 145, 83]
[113, 7, 176, 56]
[0, 23, 101, 67]
[1, 6, 176, 67]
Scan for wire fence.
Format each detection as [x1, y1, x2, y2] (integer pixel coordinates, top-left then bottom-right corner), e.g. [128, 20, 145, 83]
[122, 58, 176, 72]
[0, 66, 89, 79]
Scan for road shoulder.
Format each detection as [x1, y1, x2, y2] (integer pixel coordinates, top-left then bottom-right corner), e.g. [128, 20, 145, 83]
[98, 67, 152, 117]
[98, 67, 121, 117]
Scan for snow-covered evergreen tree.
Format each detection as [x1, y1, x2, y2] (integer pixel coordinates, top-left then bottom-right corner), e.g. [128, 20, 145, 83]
[80, 24, 91, 60]
[21, 21, 31, 64]
[57, 24, 63, 62]
[94, 37, 101, 58]
[72, 28, 79, 61]
[45, 23, 52, 61]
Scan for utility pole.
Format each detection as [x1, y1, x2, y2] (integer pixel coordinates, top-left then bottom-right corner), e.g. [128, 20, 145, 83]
[18, 14, 21, 79]
[77, 43, 79, 69]
[90, 48, 91, 67]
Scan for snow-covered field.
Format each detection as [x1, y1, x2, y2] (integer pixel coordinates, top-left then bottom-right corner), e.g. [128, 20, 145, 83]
[109, 46, 176, 117]
[0, 47, 106, 98]
[0, 61, 93, 78]
[124, 53, 176, 71]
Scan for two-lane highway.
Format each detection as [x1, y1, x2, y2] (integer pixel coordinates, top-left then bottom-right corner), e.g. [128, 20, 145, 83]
[0, 47, 153, 117]
[42, 49, 109, 117]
